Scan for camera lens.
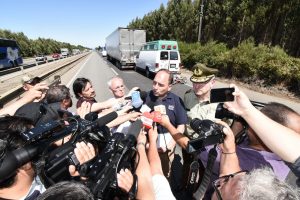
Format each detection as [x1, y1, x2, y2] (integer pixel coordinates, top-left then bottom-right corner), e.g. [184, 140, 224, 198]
[190, 118, 214, 135]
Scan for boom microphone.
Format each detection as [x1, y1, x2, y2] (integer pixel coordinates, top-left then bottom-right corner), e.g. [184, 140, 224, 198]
[90, 111, 118, 129]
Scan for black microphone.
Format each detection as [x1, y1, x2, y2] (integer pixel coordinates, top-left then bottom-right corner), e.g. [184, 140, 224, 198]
[85, 112, 99, 121]
[126, 119, 143, 140]
[91, 111, 118, 128]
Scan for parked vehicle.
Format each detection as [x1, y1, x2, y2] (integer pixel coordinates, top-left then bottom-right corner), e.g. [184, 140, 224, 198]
[102, 49, 107, 57]
[106, 28, 146, 69]
[0, 38, 23, 69]
[135, 40, 181, 78]
[35, 54, 47, 62]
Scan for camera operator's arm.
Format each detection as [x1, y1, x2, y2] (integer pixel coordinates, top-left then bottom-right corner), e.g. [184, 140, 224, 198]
[0, 83, 48, 116]
[135, 131, 155, 200]
[106, 111, 141, 128]
[224, 84, 300, 163]
[69, 142, 96, 176]
[90, 97, 128, 113]
[217, 121, 241, 177]
[159, 115, 190, 149]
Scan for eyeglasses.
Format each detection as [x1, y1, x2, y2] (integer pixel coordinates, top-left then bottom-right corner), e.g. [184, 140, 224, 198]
[212, 170, 248, 200]
[113, 85, 124, 91]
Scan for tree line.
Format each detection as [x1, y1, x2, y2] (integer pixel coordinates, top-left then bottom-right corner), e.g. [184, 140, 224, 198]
[0, 29, 87, 57]
[128, 0, 300, 57]
[127, 0, 300, 93]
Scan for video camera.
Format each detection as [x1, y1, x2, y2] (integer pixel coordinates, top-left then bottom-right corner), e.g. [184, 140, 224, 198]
[81, 120, 143, 199]
[0, 111, 117, 186]
[186, 118, 225, 153]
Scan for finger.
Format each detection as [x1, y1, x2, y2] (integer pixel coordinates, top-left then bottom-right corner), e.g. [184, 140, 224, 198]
[75, 142, 90, 163]
[68, 165, 79, 176]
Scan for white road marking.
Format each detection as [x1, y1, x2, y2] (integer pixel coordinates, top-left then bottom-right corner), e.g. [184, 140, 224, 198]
[67, 54, 91, 87]
[110, 67, 118, 75]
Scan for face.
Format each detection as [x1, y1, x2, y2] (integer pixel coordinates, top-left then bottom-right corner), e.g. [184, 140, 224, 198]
[152, 71, 171, 98]
[80, 82, 95, 99]
[192, 79, 214, 97]
[212, 171, 245, 200]
[110, 78, 125, 98]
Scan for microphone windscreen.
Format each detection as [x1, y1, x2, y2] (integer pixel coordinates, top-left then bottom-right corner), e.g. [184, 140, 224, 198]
[84, 112, 98, 121]
[95, 111, 118, 127]
[131, 91, 143, 109]
[127, 120, 143, 139]
[139, 91, 148, 102]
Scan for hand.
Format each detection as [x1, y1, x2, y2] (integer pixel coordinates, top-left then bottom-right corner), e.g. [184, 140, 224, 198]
[23, 82, 49, 102]
[77, 101, 91, 119]
[158, 114, 171, 128]
[223, 84, 253, 117]
[117, 168, 134, 193]
[69, 142, 95, 176]
[148, 125, 158, 144]
[129, 112, 142, 121]
[116, 105, 133, 116]
[215, 120, 236, 154]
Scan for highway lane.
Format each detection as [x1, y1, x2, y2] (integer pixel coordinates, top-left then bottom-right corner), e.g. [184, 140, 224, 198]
[67, 51, 300, 113]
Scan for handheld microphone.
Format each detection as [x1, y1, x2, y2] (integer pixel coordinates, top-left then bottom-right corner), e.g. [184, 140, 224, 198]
[141, 112, 153, 129]
[154, 105, 166, 115]
[151, 111, 162, 123]
[91, 111, 118, 128]
[131, 91, 143, 109]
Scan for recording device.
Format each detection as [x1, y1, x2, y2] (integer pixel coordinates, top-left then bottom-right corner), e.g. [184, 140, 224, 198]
[84, 120, 143, 199]
[187, 119, 225, 153]
[210, 88, 235, 103]
[0, 111, 118, 184]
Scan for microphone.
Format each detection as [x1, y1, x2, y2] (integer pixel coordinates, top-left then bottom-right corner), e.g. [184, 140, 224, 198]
[126, 119, 143, 140]
[90, 111, 118, 129]
[131, 91, 143, 109]
[85, 112, 99, 121]
[154, 105, 166, 115]
[151, 111, 162, 123]
[141, 112, 153, 129]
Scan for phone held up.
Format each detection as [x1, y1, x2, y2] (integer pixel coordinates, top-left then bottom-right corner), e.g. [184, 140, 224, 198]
[210, 88, 235, 103]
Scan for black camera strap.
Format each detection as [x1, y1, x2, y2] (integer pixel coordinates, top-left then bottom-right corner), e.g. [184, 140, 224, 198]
[193, 145, 217, 199]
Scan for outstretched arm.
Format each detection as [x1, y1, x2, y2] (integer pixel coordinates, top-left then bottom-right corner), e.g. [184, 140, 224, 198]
[224, 84, 300, 163]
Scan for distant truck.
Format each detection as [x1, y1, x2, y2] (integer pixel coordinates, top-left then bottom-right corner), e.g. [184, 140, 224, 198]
[106, 27, 146, 69]
[72, 49, 80, 55]
[60, 48, 69, 57]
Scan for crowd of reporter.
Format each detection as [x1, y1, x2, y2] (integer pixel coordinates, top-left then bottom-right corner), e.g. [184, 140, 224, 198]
[0, 66, 299, 200]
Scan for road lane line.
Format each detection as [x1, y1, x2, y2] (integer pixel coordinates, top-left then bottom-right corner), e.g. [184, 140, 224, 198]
[67, 54, 91, 87]
[110, 67, 118, 75]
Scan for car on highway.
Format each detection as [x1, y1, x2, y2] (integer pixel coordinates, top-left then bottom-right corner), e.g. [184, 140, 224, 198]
[52, 53, 60, 59]
[35, 54, 47, 62]
[101, 49, 107, 57]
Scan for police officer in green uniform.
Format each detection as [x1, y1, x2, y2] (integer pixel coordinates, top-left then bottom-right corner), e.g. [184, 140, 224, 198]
[181, 63, 219, 189]
[184, 63, 219, 139]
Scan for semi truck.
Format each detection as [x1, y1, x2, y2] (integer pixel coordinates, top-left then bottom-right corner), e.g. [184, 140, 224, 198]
[106, 27, 146, 69]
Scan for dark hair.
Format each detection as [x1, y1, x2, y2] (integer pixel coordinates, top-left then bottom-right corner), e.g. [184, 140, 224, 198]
[157, 69, 173, 85]
[37, 181, 94, 200]
[46, 85, 71, 104]
[261, 102, 298, 126]
[73, 78, 91, 99]
[0, 116, 33, 188]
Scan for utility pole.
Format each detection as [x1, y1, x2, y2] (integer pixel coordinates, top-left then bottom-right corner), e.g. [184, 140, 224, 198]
[198, 0, 204, 43]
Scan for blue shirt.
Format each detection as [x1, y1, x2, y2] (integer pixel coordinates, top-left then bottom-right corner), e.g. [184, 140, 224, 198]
[145, 91, 187, 134]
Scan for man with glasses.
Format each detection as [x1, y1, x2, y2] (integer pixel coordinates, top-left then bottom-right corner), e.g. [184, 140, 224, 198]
[211, 121, 300, 200]
[108, 76, 126, 99]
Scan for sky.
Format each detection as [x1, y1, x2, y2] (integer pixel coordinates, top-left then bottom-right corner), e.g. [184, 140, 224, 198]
[1, 0, 168, 48]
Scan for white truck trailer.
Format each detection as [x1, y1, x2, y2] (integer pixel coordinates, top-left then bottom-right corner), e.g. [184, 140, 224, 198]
[106, 28, 146, 69]
[60, 48, 69, 57]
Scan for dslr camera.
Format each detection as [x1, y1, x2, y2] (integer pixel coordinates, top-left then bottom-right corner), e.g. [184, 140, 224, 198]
[187, 118, 225, 153]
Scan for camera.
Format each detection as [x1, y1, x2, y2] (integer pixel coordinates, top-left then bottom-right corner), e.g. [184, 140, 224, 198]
[187, 118, 225, 153]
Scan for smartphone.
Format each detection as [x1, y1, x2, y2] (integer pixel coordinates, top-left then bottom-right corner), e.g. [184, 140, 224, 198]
[210, 88, 235, 103]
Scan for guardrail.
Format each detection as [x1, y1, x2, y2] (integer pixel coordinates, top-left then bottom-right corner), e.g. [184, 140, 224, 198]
[0, 56, 70, 77]
[0, 54, 88, 108]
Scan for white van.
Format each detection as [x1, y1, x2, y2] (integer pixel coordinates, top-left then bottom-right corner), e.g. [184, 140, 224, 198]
[135, 40, 181, 77]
